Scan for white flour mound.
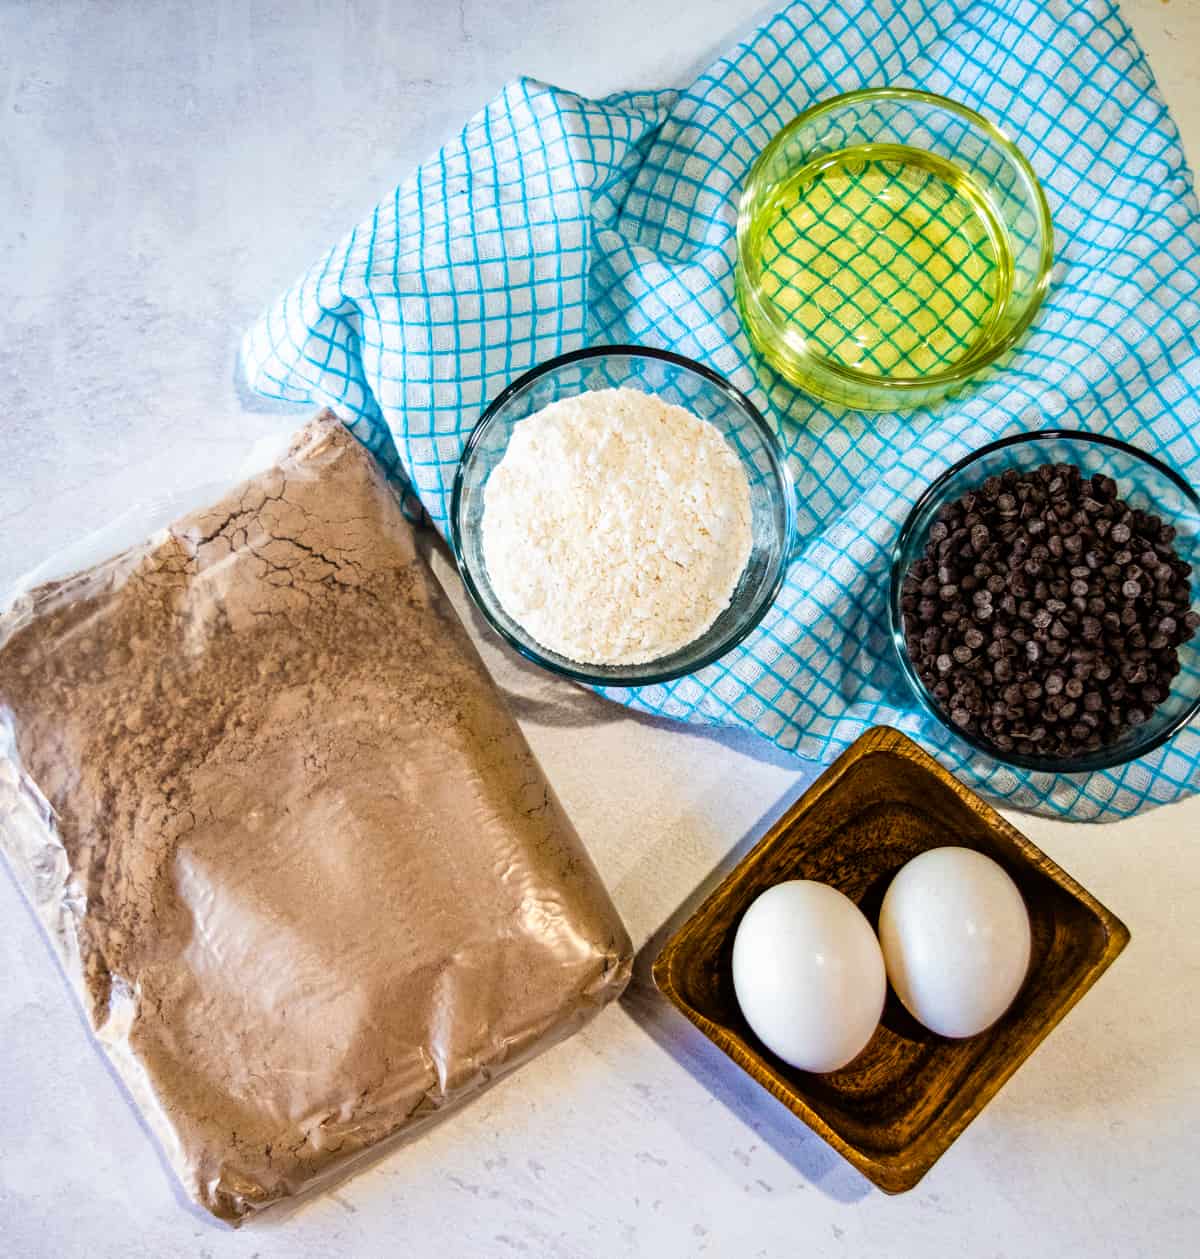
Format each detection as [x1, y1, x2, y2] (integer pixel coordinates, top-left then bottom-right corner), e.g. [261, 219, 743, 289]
[481, 387, 753, 666]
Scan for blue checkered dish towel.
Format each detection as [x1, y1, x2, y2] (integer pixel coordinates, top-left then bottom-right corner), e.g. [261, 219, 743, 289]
[243, 0, 1200, 820]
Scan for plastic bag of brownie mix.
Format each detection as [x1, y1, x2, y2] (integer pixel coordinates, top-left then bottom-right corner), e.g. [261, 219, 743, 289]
[0, 413, 631, 1224]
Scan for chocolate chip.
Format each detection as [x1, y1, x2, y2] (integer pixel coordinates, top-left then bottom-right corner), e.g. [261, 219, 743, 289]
[903, 458, 1196, 762]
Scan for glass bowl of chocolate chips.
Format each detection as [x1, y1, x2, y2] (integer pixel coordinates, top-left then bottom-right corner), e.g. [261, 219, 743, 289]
[892, 431, 1200, 772]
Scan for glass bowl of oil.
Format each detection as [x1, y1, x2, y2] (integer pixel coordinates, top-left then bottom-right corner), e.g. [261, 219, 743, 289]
[736, 87, 1053, 411]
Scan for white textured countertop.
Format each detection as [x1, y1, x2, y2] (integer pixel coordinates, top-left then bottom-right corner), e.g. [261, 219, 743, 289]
[1, 2, 1198, 1256]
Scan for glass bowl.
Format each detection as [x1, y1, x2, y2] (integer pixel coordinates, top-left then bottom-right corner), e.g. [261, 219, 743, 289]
[450, 346, 795, 687]
[736, 87, 1054, 410]
[890, 431, 1200, 773]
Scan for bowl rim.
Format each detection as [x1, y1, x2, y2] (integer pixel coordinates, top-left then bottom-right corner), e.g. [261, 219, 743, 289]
[449, 343, 796, 687]
[889, 428, 1200, 773]
[736, 85, 1056, 394]
[651, 725, 1132, 1194]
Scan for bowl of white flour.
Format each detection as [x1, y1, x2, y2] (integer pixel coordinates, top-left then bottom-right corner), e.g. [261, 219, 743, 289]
[451, 346, 794, 685]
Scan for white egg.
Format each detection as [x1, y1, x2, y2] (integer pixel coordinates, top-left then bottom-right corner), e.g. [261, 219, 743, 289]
[732, 880, 886, 1074]
[878, 846, 1032, 1039]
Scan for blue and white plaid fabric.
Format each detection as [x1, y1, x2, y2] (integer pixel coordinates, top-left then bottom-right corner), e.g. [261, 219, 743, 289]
[243, 0, 1200, 820]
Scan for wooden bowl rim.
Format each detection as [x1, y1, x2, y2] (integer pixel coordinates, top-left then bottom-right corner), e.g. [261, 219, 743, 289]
[651, 725, 1131, 1194]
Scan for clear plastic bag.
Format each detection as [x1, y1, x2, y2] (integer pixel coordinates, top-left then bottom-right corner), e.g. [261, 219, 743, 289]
[0, 414, 631, 1223]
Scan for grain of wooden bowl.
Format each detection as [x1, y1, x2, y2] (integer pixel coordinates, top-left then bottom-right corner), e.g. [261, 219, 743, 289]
[651, 726, 1130, 1194]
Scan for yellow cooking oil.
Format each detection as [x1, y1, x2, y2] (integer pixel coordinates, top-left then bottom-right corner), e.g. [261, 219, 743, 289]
[750, 144, 1013, 380]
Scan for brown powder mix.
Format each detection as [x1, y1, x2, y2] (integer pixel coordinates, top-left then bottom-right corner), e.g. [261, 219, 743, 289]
[0, 415, 631, 1223]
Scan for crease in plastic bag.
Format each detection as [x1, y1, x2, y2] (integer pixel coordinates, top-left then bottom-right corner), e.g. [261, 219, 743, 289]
[0, 414, 631, 1223]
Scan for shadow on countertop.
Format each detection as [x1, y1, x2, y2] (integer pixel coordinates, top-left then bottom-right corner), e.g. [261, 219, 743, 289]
[419, 528, 810, 769]
[618, 792, 874, 1208]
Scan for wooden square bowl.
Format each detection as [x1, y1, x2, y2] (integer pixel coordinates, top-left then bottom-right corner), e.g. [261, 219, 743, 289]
[651, 726, 1130, 1193]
